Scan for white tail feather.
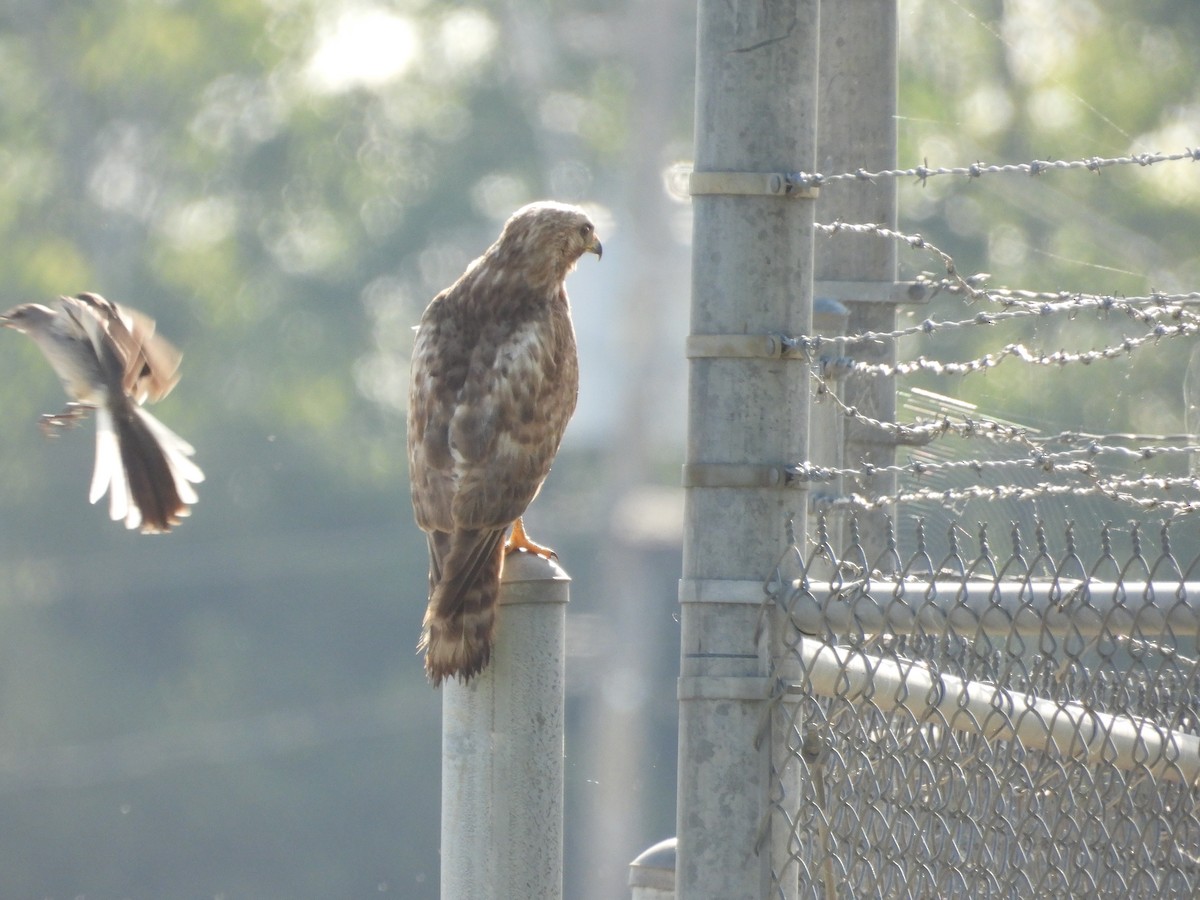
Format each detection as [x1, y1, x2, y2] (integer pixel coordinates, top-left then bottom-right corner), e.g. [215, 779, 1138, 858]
[89, 406, 204, 530]
[90, 406, 138, 529]
[137, 407, 204, 500]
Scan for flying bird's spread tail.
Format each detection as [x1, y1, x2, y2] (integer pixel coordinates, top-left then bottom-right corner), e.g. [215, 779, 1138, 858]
[408, 201, 601, 685]
[93, 402, 203, 533]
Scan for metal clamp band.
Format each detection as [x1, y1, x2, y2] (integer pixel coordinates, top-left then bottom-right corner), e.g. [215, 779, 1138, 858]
[679, 579, 770, 605]
[815, 280, 932, 304]
[685, 333, 808, 360]
[689, 171, 819, 199]
[678, 675, 772, 701]
[682, 463, 807, 490]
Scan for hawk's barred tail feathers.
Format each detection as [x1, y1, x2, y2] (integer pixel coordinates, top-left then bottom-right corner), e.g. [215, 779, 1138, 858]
[419, 526, 507, 684]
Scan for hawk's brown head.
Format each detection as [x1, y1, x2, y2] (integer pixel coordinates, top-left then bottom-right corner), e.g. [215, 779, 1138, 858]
[492, 201, 602, 290]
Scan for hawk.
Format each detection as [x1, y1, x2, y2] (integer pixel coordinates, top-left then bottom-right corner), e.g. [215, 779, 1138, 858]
[1, 292, 203, 533]
[407, 201, 602, 684]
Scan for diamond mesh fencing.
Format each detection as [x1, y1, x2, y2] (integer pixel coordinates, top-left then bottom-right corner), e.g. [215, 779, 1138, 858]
[762, 517, 1200, 898]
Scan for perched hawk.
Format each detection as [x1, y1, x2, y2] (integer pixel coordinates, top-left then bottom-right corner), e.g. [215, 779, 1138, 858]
[407, 201, 602, 684]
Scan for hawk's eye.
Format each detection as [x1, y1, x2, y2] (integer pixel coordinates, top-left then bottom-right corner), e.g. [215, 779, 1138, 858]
[579, 223, 593, 239]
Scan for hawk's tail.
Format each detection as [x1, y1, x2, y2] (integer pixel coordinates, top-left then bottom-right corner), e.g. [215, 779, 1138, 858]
[419, 527, 507, 685]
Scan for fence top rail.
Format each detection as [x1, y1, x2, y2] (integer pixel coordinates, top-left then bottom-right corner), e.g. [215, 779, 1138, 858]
[768, 517, 1200, 637]
[779, 578, 1200, 637]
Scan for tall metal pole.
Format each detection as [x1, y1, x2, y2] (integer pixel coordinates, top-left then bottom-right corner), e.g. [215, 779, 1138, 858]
[678, 2, 819, 897]
[815, 0, 900, 560]
[440, 553, 569, 900]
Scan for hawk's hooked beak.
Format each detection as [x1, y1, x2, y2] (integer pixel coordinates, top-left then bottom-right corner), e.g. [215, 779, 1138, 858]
[587, 236, 603, 261]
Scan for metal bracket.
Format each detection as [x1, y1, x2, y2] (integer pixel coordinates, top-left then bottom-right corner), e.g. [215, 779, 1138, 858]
[682, 463, 807, 490]
[815, 280, 932, 304]
[689, 171, 819, 199]
[685, 333, 808, 361]
[844, 422, 937, 448]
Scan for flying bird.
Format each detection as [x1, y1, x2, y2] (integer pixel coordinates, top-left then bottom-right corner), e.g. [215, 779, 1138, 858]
[2, 292, 204, 533]
[408, 201, 602, 684]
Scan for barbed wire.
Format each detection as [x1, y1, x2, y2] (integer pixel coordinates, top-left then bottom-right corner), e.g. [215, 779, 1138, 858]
[816, 221, 1200, 324]
[790, 442, 1200, 487]
[812, 385, 1035, 445]
[800, 155, 1200, 520]
[813, 376, 1200, 452]
[839, 324, 1198, 378]
[803, 376, 1200, 516]
[816, 222, 977, 294]
[791, 147, 1200, 190]
[907, 277, 1200, 309]
[801, 283, 1200, 353]
[813, 223, 1200, 400]
[1045, 431, 1199, 445]
[821, 478, 1200, 517]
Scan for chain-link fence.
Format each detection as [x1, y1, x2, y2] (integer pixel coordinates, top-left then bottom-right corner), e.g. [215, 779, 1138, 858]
[763, 516, 1200, 897]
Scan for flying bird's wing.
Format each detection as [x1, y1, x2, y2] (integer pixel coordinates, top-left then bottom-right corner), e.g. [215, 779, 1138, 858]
[68, 292, 182, 403]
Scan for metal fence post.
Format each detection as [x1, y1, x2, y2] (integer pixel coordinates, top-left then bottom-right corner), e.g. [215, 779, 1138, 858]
[814, 0, 900, 560]
[679, 2, 819, 898]
[629, 837, 677, 900]
[440, 552, 569, 900]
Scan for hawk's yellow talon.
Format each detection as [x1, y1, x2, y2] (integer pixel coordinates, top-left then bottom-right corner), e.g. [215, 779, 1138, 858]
[505, 517, 557, 559]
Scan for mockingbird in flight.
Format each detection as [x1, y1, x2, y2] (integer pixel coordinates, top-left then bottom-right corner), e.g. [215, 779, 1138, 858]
[2, 292, 204, 533]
